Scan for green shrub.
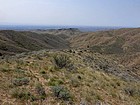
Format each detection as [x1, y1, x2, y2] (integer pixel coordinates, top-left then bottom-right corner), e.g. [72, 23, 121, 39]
[52, 86, 71, 101]
[35, 83, 46, 99]
[15, 69, 25, 73]
[124, 87, 140, 97]
[95, 94, 102, 101]
[11, 88, 33, 100]
[53, 54, 71, 69]
[1, 68, 11, 72]
[48, 78, 63, 86]
[40, 70, 46, 74]
[42, 74, 49, 80]
[70, 77, 80, 87]
[12, 77, 29, 86]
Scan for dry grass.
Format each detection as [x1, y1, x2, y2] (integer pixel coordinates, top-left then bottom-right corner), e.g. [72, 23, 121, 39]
[0, 50, 139, 105]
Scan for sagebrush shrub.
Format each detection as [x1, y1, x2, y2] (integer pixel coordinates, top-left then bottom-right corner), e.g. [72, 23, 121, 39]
[52, 86, 71, 101]
[53, 54, 71, 69]
[35, 83, 46, 99]
[12, 78, 29, 86]
[11, 88, 31, 100]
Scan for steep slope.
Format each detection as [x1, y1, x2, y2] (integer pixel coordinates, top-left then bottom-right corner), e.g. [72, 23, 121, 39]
[0, 49, 139, 105]
[0, 30, 69, 55]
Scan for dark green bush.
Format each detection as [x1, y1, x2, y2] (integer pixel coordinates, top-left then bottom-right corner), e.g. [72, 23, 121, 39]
[52, 86, 71, 101]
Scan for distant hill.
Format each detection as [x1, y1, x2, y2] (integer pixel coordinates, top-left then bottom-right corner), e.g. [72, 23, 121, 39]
[69, 28, 140, 76]
[0, 30, 69, 55]
[70, 28, 140, 54]
[0, 25, 120, 32]
[1, 27, 140, 54]
[32, 28, 82, 39]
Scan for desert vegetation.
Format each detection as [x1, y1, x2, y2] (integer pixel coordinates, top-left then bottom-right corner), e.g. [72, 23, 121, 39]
[0, 49, 139, 105]
[0, 28, 140, 104]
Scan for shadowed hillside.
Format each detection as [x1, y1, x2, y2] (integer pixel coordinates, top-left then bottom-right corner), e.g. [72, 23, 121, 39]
[0, 30, 69, 55]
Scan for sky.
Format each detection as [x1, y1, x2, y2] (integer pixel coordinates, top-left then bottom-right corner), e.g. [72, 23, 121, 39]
[0, 0, 140, 27]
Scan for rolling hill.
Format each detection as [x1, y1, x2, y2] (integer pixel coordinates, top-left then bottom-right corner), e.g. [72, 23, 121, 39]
[0, 28, 140, 104]
[69, 28, 140, 75]
[0, 30, 69, 55]
[32, 28, 82, 39]
[69, 28, 140, 54]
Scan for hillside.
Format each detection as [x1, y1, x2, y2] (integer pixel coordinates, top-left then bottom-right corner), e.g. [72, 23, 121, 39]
[70, 28, 140, 53]
[69, 28, 140, 74]
[0, 28, 140, 71]
[0, 28, 140, 104]
[32, 28, 82, 39]
[0, 49, 139, 105]
[0, 30, 69, 55]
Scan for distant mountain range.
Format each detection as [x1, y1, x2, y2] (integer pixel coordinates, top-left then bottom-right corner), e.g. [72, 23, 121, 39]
[0, 25, 121, 32]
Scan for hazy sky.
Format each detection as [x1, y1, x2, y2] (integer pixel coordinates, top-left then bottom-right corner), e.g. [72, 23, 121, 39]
[0, 0, 140, 27]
